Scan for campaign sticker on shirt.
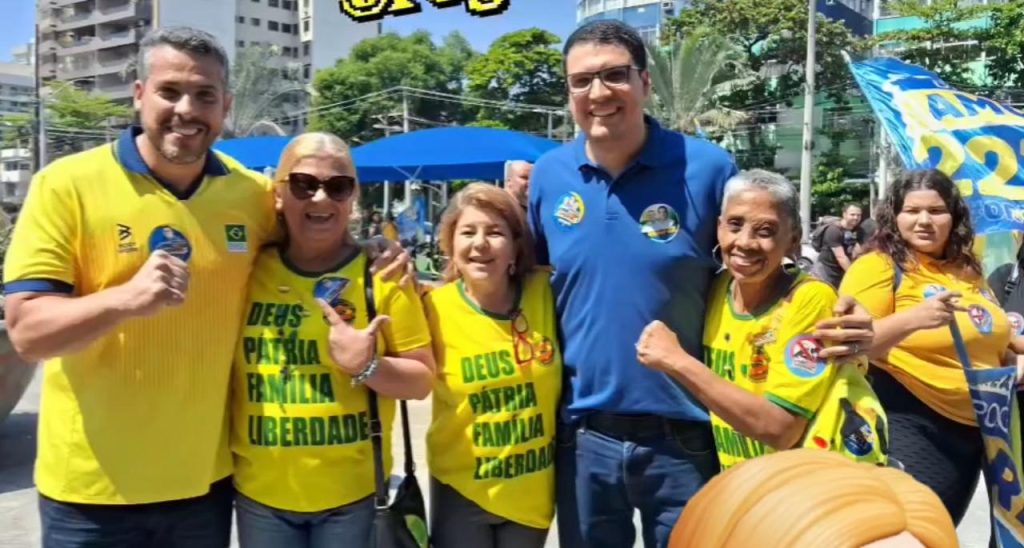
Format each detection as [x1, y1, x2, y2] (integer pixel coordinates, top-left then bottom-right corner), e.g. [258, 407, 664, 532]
[535, 336, 556, 365]
[922, 284, 947, 299]
[553, 192, 585, 230]
[784, 335, 826, 379]
[639, 203, 680, 243]
[148, 225, 192, 262]
[1009, 312, 1024, 336]
[967, 304, 994, 335]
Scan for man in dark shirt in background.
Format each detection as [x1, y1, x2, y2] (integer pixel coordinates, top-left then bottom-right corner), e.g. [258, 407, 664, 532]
[813, 203, 864, 288]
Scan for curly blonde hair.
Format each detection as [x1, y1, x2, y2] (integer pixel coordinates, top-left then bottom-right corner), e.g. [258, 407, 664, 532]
[671, 449, 956, 548]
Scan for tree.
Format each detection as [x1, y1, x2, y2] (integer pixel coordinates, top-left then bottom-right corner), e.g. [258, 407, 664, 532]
[663, 0, 864, 169]
[0, 84, 133, 161]
[983, 1, 1024, 92]
[309, 31, 477, 141]
[226, 44, 309, 138]
[645, 29, 754, 135]
[464, 29, 565, 137]
[870, 0, 991, 88]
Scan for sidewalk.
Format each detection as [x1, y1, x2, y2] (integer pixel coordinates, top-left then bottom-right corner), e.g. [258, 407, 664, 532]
[0, 368, 991, 547]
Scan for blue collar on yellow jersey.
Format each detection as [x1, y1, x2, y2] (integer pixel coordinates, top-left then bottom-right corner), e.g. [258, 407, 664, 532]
[115, 125, 230, 200]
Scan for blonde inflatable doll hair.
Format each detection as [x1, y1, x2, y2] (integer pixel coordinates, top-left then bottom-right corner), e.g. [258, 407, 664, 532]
[670, 449, 956, 548]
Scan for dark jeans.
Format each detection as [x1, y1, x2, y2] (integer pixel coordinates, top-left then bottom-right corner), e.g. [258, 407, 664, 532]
[39, 477, 234, 548]
[234, 492, 374, 548]
[870, 367, 983, 525]
[429, 477, 548, 548]
[555, 412, 719, 548]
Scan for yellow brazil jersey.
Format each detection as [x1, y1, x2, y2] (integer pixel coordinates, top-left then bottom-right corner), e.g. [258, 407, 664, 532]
[840, 252, 1010, 425]
[424, 270, 562, 530]
[3, 127, 275, 504]
[231, 247, 431, 512]
[703, 270, 839, 470]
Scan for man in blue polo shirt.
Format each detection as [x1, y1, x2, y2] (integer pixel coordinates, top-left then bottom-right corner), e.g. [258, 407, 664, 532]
[527, 20, 735, 548]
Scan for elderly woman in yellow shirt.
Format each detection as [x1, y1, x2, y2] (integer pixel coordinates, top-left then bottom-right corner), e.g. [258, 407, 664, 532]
[840, 168, 1021, 526]
[635, 170, 882, 470]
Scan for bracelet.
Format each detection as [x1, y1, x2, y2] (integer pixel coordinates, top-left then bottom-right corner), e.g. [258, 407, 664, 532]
[351, 355, 380, 386]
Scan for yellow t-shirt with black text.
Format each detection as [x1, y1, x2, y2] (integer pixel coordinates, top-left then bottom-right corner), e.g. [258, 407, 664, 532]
[703, 271, 839, 470]
[840, 252, 1010, 425]
[231, 247, 431, 512]
[4, 138, 275, 504]
[424, 270, 561, 529]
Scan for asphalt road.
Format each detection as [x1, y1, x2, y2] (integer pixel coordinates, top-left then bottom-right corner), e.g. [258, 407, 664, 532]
[0, 369, 991, 547]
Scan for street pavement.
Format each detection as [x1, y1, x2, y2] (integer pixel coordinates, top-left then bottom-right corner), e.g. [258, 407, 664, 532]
[1, 368, 992, 547]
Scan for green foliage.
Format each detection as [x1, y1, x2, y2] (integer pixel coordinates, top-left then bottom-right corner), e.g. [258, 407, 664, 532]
[465, 29, 565, 136]
[663, 0, 863, 171]
[309, 31, 476, 140]
[227, 44, 309, 138]
[0, 113, 32, 148]
[984, 1, 1024, 90]
[44, 84, 133, 128]
[870, 0, 991, 87]
[664, 0, 861, 104]
[646, 28, 753, 135]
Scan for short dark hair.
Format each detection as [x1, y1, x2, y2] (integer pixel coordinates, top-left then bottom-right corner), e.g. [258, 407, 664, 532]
[843, 203, 863, 213]
[563, 20, 647, 71]
[869, 169, 980, 274]
[138, 27, 230, 86]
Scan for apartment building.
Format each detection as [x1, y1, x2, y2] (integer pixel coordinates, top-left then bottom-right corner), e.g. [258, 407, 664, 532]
[36, 0, 379, 104]
[0, 63, 36, 206]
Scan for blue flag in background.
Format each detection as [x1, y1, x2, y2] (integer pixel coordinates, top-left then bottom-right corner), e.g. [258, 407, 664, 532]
[848, 57, 1024, 235]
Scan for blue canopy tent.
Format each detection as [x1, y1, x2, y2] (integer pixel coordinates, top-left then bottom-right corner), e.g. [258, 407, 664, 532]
[350, 126, 560, 182]
[213, 126, 561, 181]
[212, 135, 290, 172]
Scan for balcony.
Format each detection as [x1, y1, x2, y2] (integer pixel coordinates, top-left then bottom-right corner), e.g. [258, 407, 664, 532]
[54, 0, 148, 31]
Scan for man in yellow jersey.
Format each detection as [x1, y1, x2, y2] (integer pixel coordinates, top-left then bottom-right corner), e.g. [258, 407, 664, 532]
[2, 27, 406, 548]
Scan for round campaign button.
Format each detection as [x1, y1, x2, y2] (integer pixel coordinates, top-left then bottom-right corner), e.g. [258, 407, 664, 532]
[148, 225, 192, 262]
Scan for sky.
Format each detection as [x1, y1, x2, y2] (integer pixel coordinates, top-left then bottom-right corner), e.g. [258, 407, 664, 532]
[0, 0, 578, 62]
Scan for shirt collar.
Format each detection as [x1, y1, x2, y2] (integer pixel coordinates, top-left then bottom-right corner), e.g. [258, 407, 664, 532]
[115, 125, 229, 178]
[573, 115, 670, 173]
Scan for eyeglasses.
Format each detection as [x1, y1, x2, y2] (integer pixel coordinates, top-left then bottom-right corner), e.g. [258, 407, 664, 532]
[511, 309, 534, 368]
[285, 172, 356, 202]
[566, 65, 641, 94]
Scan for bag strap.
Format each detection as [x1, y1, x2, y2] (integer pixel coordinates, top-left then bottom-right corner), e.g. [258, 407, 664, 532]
[362, 258, 417, 509]
[364, 260, 390, 510]
[1005, 263, 1020, 300]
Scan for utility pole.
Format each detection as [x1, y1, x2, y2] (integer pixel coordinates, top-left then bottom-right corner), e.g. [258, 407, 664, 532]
[798, 0, 817, 241]
[547, 110, 553, 139]
[33, 19, 44, 172]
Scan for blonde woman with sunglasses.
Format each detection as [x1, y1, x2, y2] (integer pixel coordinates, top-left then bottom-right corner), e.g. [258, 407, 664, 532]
[424, 183, 562, 548]
[229, 133, 435, 548]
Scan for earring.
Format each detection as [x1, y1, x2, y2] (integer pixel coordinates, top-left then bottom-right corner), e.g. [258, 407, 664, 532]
[508, 262, 516, 276]
[711, 244, 723, 271]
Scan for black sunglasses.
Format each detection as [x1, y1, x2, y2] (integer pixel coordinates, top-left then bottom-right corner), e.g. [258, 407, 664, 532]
[286, 172, 356, 202]
[566, 65, 641, 94]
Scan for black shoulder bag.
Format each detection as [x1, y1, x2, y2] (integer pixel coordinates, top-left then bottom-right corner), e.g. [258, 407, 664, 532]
[363, 262, 430, 548]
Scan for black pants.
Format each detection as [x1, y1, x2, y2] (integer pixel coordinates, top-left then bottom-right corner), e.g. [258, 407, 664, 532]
[870, 368, 983, 525]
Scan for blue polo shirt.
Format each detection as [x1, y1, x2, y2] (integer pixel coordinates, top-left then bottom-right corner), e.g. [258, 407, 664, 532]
[528, 117, 738, 421]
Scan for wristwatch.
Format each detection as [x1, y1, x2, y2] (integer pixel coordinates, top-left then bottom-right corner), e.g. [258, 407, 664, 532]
[351, 355, 380, 386]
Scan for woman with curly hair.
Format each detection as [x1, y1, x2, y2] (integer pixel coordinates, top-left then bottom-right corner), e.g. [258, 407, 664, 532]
[839, 168, 1017, 524]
